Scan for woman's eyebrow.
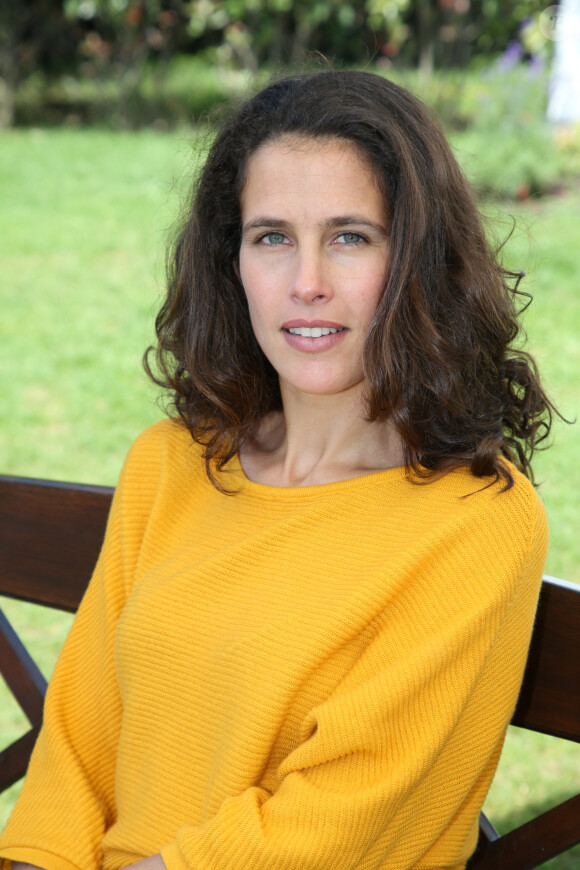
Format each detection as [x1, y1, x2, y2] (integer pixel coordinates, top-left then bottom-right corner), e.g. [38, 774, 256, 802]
[242, 217, 291, 235]
[242, 216, 387, 235]
[324, 216, 388, 235]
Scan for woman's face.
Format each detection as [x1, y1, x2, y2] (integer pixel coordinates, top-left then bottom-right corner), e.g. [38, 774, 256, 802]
[238, 136, 389, 401]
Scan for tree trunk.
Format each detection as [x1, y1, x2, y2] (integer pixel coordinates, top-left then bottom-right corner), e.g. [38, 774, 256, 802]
[291, 13, 315, 66]
[0, 7, 19, 128]
[0, 77, 14, 128]
[415, 0, 435, 75]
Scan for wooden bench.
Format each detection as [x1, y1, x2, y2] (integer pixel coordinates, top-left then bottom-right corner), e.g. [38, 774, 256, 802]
[1, 473, 579, 867]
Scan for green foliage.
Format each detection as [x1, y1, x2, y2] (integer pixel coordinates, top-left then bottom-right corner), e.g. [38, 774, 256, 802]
[389, 63, 550, 129]
[1, 0, 569, 128]
[452, 121, 563, 199]
[9, 60, 580, 205]
[0, 1, 80, 126]
[13, 55, 253, 127]
[474, 0, 539, 52]
[176, 0, 552, 70]
[185, 0, 373, 69]
[388, 66, 580, 199]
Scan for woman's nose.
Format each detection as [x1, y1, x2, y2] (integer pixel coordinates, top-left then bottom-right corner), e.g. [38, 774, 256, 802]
[289, 249, 332, 304]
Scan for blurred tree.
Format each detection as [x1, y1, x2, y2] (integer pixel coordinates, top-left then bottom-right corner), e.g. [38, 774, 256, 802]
[0, 0, 78, 127]
[186, 0, 376, 70]
[472, 0, 540, 55]
[182, 0, 544, 73]
[0, 0, 554, 127]
[63, 0, 186, 125]
[382, 0, 541, 72]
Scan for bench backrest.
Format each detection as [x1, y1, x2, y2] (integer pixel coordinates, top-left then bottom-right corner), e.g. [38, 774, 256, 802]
[0, 475, 113, 788]
[468, 573, 580, 869]
[1, 474, 579, 867]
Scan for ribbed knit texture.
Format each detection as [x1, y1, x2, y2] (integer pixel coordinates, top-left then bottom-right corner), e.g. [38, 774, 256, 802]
[0, 418, 548, 870]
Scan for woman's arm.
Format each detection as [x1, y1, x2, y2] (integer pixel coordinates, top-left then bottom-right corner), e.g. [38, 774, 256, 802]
[0, 427, 165, 870]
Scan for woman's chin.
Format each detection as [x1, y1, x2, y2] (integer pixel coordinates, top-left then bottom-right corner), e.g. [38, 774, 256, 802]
[278, 372, 366, 401]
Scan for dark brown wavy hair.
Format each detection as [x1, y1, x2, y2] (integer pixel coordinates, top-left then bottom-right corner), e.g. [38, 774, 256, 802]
[145, 70, 557, 490]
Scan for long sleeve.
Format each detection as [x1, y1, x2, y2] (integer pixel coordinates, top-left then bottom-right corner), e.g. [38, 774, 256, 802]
[160, 496, 547, 870]
[0, 429, 164, 870]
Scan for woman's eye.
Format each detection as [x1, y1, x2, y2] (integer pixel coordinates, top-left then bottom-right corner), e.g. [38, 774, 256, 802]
[260, 232, 287, 246]
[338, 232, 365, 246]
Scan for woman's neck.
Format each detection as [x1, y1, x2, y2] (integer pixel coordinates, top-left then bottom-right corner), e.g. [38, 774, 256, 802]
[240, 385, 404, 487]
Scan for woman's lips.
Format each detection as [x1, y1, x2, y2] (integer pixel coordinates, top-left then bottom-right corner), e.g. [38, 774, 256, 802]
[281, 320, 345, 329]
[281, 324, 348, 353]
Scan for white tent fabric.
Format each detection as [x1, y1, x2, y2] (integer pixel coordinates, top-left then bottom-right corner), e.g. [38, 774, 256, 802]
[547, 0, 580, 123]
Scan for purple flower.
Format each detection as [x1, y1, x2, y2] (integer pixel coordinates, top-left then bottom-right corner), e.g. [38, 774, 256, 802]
[497, 40, 524, 70]
[528, 54, 545, 78]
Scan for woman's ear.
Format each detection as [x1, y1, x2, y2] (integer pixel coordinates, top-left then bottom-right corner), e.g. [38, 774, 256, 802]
[233, 259, 241, 282]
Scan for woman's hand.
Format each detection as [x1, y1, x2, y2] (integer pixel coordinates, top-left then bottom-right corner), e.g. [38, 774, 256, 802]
[10, 860, 167, 870]
[128, 855, 168, 870]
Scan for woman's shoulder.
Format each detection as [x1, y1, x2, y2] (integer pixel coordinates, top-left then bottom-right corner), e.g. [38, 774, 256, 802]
[470, 460, 543, 521]
[429, 459, 548, 569]
[128, 416, 191, 453]
[118, 417, 206, 495]
[433, 458, 546, 527]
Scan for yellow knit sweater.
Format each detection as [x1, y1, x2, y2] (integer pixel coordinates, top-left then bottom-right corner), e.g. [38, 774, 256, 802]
[0, 419, 548, 870]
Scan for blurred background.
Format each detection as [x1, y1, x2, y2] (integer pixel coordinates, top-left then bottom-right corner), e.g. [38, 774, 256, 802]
[0, 1, 579, 865]
[2, 0, 580, 131]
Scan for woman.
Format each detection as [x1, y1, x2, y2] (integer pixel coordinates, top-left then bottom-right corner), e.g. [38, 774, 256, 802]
[0, 71, 554, 870]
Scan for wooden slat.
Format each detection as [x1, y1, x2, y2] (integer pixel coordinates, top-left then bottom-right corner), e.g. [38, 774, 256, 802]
[0, 607, 47, 724]
[0, 475, 113, 611]
[0, 727, 41, 793]
[470, 794, 580, 870]
[469, 577, 580, 869]
[512, 576, 580, 742]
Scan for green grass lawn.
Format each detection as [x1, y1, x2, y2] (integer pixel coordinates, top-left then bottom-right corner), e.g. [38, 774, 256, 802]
[0, 127, 578, 865]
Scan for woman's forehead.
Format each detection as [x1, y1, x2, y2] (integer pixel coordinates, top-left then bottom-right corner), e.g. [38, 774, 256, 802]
[247, 133, 370, 171]
[241, 136, 386, 225]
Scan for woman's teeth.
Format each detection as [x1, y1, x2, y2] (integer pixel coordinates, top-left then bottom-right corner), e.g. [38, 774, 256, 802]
[287, 327, 344, 337]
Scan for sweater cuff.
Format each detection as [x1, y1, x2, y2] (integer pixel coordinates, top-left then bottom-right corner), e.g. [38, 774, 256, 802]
[160, 841, 193, 870]
[0, 846, 81, 870]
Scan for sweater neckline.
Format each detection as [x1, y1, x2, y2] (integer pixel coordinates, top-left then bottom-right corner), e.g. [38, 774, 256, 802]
[225, 452, 409, 500]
